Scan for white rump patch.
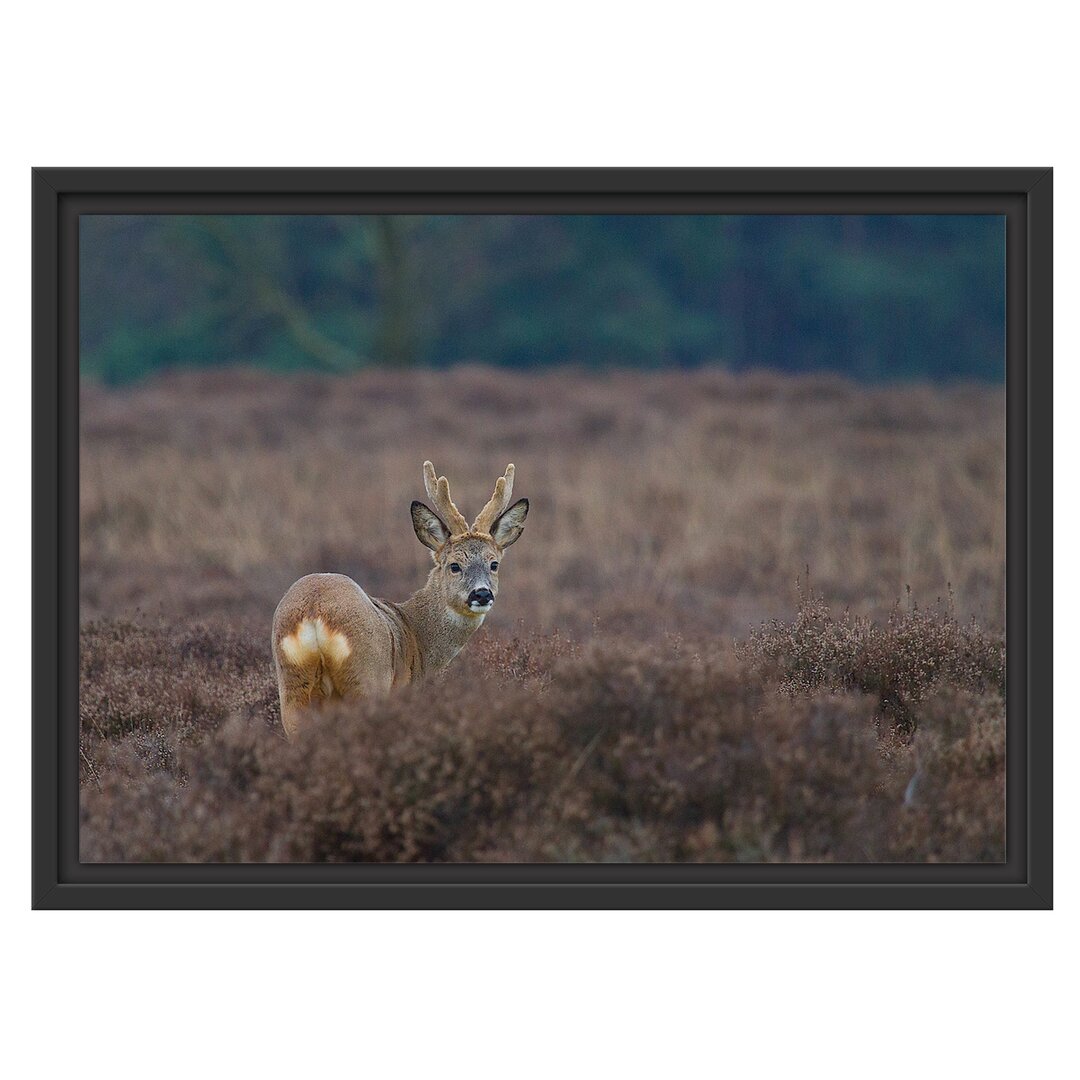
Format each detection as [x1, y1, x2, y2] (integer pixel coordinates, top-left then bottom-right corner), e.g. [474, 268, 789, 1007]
[280, 618, 352, 668]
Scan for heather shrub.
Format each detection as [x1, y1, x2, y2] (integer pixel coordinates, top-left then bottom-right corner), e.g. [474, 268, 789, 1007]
[79, 619, 278, 789]
[79, 614, 1006, 864]
[83, 671, 555, 862]
[741, 583, 1005, 734]
[532, 646, 897, 862]
[889, 688, 1006, 862]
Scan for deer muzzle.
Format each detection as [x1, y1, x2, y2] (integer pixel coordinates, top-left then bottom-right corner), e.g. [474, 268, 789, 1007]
[467, 588, 494, 612]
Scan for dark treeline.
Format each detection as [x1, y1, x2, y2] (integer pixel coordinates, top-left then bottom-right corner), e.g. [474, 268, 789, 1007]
[80, 214, 1004, 383]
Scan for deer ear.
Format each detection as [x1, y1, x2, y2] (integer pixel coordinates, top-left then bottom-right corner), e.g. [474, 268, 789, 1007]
[491, 498, 529, 548]
[411, 501, 451, 551]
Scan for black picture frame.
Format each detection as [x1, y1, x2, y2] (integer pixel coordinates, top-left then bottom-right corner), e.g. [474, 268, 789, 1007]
[33, 167, 1053, 910]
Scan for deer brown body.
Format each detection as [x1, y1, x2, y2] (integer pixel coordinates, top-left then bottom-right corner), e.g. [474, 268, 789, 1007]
[272, 462, 528, 738]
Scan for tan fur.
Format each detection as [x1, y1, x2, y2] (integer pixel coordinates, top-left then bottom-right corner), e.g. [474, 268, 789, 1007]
[272, 463, 528, 739]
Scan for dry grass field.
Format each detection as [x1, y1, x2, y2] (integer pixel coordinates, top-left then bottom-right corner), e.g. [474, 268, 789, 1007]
[78, 366, 1006, 862]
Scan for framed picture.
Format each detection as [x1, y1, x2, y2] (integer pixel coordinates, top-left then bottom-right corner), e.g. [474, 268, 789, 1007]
[32, 167, 1051, 909]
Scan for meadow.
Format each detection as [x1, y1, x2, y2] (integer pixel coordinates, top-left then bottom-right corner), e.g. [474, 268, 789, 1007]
[78, 366, 1006, 862]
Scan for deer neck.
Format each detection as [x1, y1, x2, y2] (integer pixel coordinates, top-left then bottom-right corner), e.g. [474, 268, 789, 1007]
[399, 572, 486, 673]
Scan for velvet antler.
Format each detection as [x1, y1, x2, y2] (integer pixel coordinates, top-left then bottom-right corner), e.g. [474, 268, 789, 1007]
[472, 464, 516, 535]
[422, 461, 470, 536]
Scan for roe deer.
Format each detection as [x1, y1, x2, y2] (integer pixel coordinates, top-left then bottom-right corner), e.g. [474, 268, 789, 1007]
[272, 461, 529, 738]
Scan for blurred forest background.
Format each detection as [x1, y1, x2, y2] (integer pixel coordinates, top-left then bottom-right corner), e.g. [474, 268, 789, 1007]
[80, 214, 1004, 383]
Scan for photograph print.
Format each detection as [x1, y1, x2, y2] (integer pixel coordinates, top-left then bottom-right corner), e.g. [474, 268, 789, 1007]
[77, 207, 1007, 865]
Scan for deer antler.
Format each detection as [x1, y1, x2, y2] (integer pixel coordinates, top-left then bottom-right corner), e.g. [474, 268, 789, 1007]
[472, 464, 516, 535]
[422, 461, 470, 536]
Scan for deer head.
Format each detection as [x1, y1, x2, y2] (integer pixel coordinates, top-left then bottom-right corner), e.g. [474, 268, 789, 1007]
[410, 461, 529, 618]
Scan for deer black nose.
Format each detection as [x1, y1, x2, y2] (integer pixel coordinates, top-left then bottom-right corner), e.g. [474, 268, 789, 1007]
[468, 588, 494, 606]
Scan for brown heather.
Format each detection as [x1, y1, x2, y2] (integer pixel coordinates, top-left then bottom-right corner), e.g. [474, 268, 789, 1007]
[79, 367, 1005, 862]
[740, 581, 1006, 734]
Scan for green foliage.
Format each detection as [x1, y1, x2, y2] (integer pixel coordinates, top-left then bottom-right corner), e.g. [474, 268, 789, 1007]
[80, 214, 1004, 383]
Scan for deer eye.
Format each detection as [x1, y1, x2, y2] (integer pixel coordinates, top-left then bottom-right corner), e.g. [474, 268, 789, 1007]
[490, 561, 499, 571]
[448, 563, 462, 574]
